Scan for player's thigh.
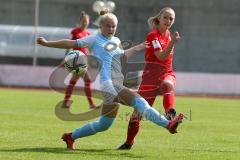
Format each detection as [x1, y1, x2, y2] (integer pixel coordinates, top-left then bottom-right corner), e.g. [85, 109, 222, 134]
[72, 73, 81, 80]
[117, 88, 139, 106]
[101, 103, 119, 118]
[159, 75, 175, 93]
[138, 85, 158, 100]
[83, 72, 91, 82]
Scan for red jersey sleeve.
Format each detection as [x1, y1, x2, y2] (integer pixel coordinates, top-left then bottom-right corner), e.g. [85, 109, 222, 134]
[147, 32, 162, 52]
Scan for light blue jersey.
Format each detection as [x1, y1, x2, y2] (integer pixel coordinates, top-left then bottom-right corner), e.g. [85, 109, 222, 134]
[76, 33, 125, 83]
[71, 34, 170, 141]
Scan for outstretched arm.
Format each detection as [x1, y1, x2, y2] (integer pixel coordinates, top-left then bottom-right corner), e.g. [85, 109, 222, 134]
[37, 37, 77, 49]
[124, 42, 149, 58]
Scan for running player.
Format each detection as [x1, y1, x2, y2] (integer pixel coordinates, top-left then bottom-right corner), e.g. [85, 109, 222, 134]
[118, 7, 181, 150]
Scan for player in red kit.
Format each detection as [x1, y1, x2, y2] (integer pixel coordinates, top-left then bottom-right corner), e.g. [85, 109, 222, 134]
[118, 7, 181, 149]
[63, 11, 97, 109]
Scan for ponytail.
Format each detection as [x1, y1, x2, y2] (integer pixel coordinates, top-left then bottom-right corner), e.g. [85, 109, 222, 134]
[97, 9, 118, 26]
[148, 7, 175, 29]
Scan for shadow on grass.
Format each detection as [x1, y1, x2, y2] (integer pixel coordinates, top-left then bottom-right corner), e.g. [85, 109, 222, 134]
[0, 147, 144, 159]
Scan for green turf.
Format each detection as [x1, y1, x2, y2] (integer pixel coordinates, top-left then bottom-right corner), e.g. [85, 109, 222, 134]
[0, 88, 240, 160]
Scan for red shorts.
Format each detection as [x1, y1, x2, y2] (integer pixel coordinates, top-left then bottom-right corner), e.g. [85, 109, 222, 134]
[138, 73, 176, 97]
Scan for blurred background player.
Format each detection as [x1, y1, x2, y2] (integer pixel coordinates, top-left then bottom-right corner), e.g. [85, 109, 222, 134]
[118, 7, 181, 150]
[63, 11, 97, 109]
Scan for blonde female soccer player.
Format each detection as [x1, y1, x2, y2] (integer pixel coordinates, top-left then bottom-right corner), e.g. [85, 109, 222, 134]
[37, 9, 183, 150]
[118, 7, 181, 150]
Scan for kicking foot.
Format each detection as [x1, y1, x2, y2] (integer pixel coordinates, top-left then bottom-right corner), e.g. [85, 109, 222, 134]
[166, 113, 184, 134]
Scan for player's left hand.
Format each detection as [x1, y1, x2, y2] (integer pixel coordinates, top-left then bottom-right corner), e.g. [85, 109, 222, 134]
[144, 41, 150, 48]
[138, 41, 150, 51]
[171, 31, 180, 44]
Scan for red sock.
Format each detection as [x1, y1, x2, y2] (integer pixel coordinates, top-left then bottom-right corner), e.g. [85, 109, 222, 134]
[64, 79, 77, 105]
[126, 112, 142, 145]
[84, 80, 94, 106]
[163, 92, 174, 113]
[125, 97, 155, 145]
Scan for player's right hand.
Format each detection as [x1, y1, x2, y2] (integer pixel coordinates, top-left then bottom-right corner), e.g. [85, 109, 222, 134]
[37, 37, 47, 45]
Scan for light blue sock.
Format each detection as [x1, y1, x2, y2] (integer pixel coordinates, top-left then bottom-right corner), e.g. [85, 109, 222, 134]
[72, 116, 115, 140]
[132, 97, 169, 127]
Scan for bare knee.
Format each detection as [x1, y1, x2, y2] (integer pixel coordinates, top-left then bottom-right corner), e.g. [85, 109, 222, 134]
[160, 80, 174, 93]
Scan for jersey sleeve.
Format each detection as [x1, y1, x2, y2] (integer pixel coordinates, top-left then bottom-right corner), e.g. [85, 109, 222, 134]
[76, 34, 96, 48]
[116, 37, 124, 54]
[147, 33, 162, 52]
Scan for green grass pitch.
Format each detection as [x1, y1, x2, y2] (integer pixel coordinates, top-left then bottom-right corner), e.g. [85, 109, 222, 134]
[0, 88, 240, 160]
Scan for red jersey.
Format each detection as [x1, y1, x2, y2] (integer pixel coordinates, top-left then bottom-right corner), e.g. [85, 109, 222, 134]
[71, 28, 91, 54]
[142, 29, 175, 81]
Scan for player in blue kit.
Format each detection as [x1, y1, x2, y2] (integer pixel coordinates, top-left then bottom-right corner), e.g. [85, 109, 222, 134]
[37, 9, 184, 150]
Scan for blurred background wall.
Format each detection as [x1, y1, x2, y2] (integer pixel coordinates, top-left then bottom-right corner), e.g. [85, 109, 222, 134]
[0, 0, 239, 95]
[1, 0, 239, 73]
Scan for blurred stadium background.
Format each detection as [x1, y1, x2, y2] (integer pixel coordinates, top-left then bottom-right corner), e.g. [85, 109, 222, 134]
[0, 0, 240, 96]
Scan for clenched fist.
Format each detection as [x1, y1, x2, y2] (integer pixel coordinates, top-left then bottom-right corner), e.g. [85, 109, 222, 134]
[171, 32, 180, 45]
[37, 37, 48, 46]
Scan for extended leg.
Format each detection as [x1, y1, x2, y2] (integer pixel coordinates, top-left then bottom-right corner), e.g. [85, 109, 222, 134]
[62, 103, 119, 150]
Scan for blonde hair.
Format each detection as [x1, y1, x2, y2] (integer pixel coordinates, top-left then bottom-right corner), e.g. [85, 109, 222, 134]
[147, 7, 175, 29]
[97, 9, 118, 26]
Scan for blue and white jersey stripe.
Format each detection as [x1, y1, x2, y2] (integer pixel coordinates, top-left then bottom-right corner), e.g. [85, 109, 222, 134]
[76, 33, 125, 83]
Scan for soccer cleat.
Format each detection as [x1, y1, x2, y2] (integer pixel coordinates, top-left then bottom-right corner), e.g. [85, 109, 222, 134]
[61, 103, 71, 108]
[166, 113, 184, 134]
[166, 108, 176, 120]
[61, 133, 75, 150]
[61, 100, 72, 108]
[89, 104, 98, 109]
[117, 142, 133, 150]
